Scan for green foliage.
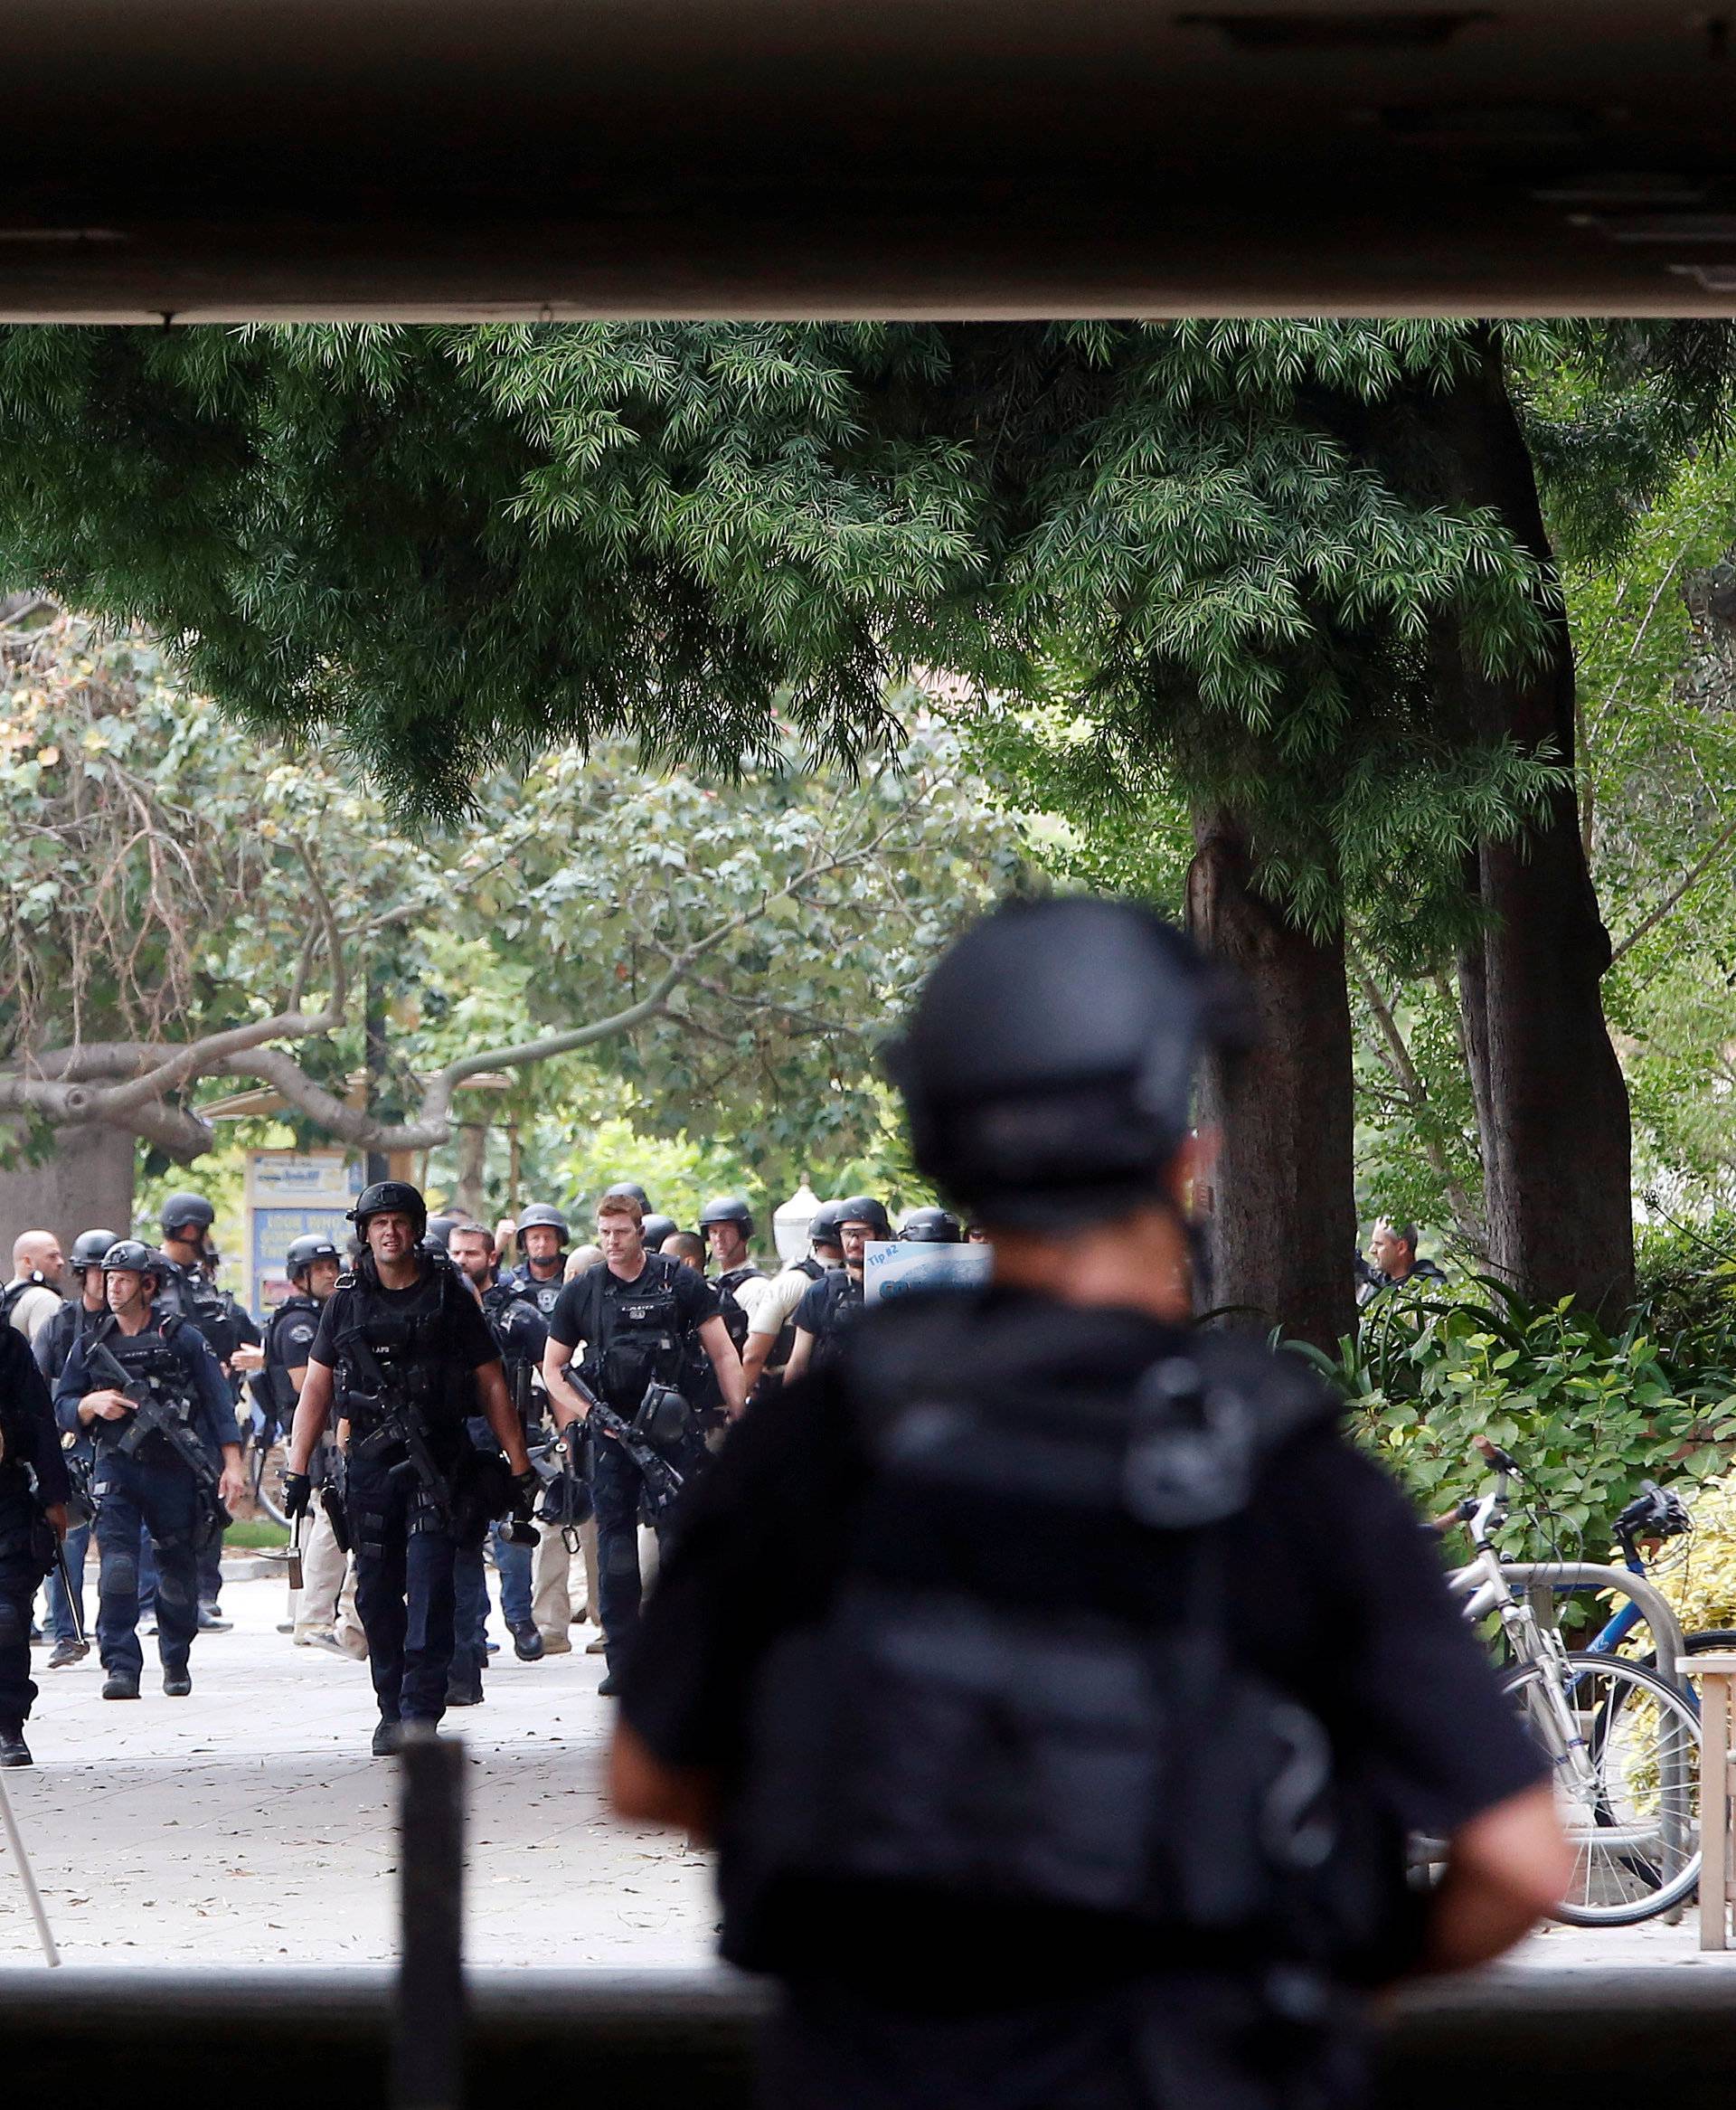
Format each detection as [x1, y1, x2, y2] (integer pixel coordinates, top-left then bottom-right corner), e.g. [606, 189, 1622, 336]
[0, 615, 1027, 1196]
[1301, 1286, 1736, 1561]
[1634, 1213, 1736, 1366]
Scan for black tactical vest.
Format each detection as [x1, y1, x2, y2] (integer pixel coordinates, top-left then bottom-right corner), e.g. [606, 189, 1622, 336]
[713, 1263, 763, 1354]
[718, 1297, 1405, 1987]
[327, 1263, 472, 1440]
[578, 1256, 689, 1410]
[88, 1315, 200, 1448]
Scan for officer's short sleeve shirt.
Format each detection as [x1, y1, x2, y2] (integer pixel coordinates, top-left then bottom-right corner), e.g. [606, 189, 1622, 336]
[791, 1273, 840, 1336]
[307, 1269, 502, 1371]
[747, 1266, 810, 1340]
[548, 1255, 721, 1352]
[269, 1305, 323, 1372]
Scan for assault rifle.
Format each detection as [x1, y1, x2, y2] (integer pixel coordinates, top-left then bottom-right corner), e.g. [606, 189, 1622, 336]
[83, 1335, 231, 1552]
[342, 1334, 457, 1528]
[564, 1369, 688, 1519]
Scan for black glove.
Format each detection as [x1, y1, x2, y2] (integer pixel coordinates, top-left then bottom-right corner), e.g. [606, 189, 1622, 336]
[510, 1468, 538, 1524]
[282, 1471, 314, 1519]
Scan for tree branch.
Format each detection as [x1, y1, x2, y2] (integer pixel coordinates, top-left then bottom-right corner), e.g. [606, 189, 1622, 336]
[1608, 814, 1736, 968]
[1350, 943, 1488, 1255]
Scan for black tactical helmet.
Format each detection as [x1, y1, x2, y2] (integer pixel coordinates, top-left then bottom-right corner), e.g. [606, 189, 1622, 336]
[516, 1204, 570, 1246]
[806, 1200, 849, 1254]
[603, 1181, 652, 1211]
[285, 1235, 342, 1281]
[100, 1238, 162, 1281]
[697, 1194, 753, 1233]
[886, 896, 1241, 1228]
[69, 1228, 120, 1273]
[348, 1179, 429, 1239]
[641, 1214, 679, 1253]
[900, 1206, 963, 1244]
[160, 1191, 215, 1236]
[838, 1196, 892, 1241]
[424, 1215, 461, 1252]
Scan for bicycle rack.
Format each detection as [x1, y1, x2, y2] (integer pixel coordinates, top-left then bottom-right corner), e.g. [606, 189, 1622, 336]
[1503, 1562, 1687, 1690]
[1508, 1563, 1695, 1913]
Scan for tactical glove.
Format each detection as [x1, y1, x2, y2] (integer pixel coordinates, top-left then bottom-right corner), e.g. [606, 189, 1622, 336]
[510, 1468, 538, 1524]
[282, 1471, 314, 1519]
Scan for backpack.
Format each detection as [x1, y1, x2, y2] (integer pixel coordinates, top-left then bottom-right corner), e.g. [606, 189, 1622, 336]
[718, 1299, 1406, 1985]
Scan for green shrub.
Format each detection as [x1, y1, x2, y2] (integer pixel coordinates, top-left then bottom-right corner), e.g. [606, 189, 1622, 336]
[1296, 1282, 1736, 1561]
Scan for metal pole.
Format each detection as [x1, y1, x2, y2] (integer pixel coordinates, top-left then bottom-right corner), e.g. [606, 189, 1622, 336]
[0, 1765, 61, 1966]
[393, 1727, 465, 2110]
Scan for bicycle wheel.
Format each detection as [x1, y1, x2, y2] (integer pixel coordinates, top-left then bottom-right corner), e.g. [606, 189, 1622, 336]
[1501, 1651, 1700, 1926]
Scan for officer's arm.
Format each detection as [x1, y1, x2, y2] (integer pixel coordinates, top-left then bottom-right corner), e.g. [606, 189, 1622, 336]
[1420, 1782, 1571, 1973]
[739, 1329, 775, 1393]
[782, 1328, 816, 1385]
[609, 1720, 719, 1840]
[697, 1314, 748, 1421]
[475, 1358, 533, 1472]
[287, 1358, 335, 1475]
[188, 1334, 247, 1503]
[542, 1335, 591, 1430]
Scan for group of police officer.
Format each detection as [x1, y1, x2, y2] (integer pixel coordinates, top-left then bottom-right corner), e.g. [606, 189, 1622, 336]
[0, 1163, 966, 1761]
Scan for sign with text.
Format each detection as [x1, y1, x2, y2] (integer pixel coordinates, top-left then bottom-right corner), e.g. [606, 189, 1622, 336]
[244, 1150, 360, 1315]
[862, 1238, 993, 1307]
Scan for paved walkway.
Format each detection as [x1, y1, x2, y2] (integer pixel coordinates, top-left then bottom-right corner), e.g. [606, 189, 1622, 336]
[0, 1570, 712, 1968]
[5, 1569, 1735, 1976]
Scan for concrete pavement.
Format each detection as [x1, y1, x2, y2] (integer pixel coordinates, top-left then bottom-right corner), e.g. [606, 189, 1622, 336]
[0, 1570, 712, 1968]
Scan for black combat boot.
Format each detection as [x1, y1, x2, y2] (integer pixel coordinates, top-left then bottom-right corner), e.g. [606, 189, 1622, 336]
[511, 1622, 545, 1661]
[163, 1665, 193, 1698]
[371, 1717, 402, 1758]
[0, 1721, 31, 1766]
[101, 1670, 140, 1700]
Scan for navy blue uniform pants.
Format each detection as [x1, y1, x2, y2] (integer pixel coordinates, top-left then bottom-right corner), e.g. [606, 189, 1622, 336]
[348, 1452, 458, 1725]
[0, 1484, 44, 1724]
[94, 1452, 202, 1680]
[451, 1541, 488, 1685]
[590, 1430, 674, 1673]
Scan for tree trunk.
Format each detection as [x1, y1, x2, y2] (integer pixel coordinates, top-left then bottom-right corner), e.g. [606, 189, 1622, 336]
[0, 1121, 137, 1254]
[1420, 333, 1635, 1319]
[1185, 811, 1357, 1353]
[455, 1121, 489, 1219]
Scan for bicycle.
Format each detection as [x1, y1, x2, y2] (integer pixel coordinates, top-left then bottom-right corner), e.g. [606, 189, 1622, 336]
[1444, 1443, 1702, 1925]
[238, 1398, 290, 1528]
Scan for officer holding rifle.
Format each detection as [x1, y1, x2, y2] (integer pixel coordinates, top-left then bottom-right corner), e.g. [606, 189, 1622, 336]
[280, 1182, 537, 1755]
[54, 1240, 246, 1702]
[542, 1190, 745, 1695]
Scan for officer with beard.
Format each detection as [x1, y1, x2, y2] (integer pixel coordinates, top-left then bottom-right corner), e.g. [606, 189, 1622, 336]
[281, 1183, 537, 1754]
[609, 897, 1571, 2110]
[55, 1242, 246, 1700]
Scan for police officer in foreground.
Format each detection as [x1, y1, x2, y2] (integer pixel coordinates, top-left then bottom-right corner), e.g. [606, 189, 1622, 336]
[55, 1242, 246, 1700]
[0, 1322, 69, 1765]
[609, 896, 1570, 2110]
[281, 1182, 537, 1755]
[779, 1194, 889, 1384]
[542, 1192, 746, 1694]
[34, 1226, 118, 1667]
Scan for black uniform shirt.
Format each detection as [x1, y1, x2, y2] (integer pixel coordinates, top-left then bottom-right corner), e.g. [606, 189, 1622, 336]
[266, 1295, 324, 1378]
[620, 1290, 1544, 1999]
[547, 1253, 721, 1353]
[0, 1326, 71, 1508]
[306, 1263, 500, 1375]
